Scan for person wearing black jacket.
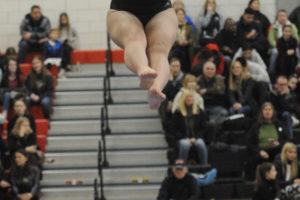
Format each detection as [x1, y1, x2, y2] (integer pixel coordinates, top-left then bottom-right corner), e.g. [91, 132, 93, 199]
[253, 162, 280, 200]
[289, 6, 300, 33]
[0, 135, 10, 199]
[274, 142, 300, 189]
[248, 0, 271, 37]
[246, 102, 288, 180]
[172, 90, 211, 165]
[17, 5, 51, 63]
[26, 56, 53, 119]
[10, 149, 40, 200]
[157, 159, 199, 200]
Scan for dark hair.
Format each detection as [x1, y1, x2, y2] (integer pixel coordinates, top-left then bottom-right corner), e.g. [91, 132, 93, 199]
[248, 0, 259, 7]
[241, 42, 253, 51]
[1, 58, 23, 88]
[258, 102, 277, 123]
[31, 5, 41, 11]
[244, 7, 255, 15]
[5, 47, 17, 56]
[236, 57, 247, 68]
[11, 149, 30, 177]
[254, 162, 274, 191]
[288, 74, 298, 81]
[276, 75, 288, 84]
[169, 57, 181, 64]
[30, 56, 51, 90]
[282, 24, 292, 31]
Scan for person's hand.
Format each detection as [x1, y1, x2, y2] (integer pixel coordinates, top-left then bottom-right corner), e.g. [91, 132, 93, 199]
[223, 46, 233, 54]
[167, 101, 173, 112]
[30, 94, 39, 102]
[246, 30, 257, 39]
[189, 138, 196, 145]
[268, 140, 279, 148]
[260, 150, 269, 159]
[26, 145, 37, 153]
[23, 32, 31, 40]
[0, 180, 10, 188]
[207, 4, 214, 13]
[287, 49, 295, 56]
[233, 102, 242, 111]
[199, 89, 207, 95]
[179, 40, 188, 46]
[19, 193, 33, 200]
[38, 38, 48, 44]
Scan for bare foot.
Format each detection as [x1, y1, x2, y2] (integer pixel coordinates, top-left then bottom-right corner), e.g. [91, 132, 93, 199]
[138, 68, 158, 89]
[148, 87, 166, 109]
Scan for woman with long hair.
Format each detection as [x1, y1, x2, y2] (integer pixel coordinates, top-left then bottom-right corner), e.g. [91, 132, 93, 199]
[246, 102, 289, 180]
[0, 58, 25, 123]
[253, 162, 280, 200]
[10, 149, 40, 200]
[25, 56, 53, 119]
[274, 142, 300, 188]
[172, 90, 210, 165]
[228, 60, 256, 116]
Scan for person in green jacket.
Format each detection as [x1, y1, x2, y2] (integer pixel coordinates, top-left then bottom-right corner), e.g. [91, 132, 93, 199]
[268, 9, 299, 74]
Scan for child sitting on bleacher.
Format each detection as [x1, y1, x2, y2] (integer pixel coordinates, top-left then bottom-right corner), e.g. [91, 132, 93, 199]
[26, 56, 54, 119]
[0, 58, 25, 123]
[43, 29, 64, 77]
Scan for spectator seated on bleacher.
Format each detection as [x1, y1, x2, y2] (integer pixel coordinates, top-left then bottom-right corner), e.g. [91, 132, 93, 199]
[9, 149, 40, 200]
[275, 25, 299, 79]
[58, 12, 78, 72]
[197, 61, 227, 123]
[17, 5, 51, 64]
[198, 0, 223, 46]
[236, 57, 269, 107]
[228, 60, 257, 117]
[0, 47, 18, 83]
[170, 8, 194, 73]
[159, 57, 185, 134]
[287, 75, 300, 113]
[172, 74, 204, 114]
[26, 56, 54, 119]
[0, 58, 26, 124]
[157, 159, 200, 200]
[246, 102, 288, 180]
[233, 42, 267, 71]
[247, 0, 271, 37]
[268, 9, 299, 75]
[267, 76, 295, 139]
[172, 0, 196, 33]
[253, 162, 281, 200]
[171, 90, 213, 165]
[274, 142, 300, 189]
[215, 18, 239, 70]
[8, 117, 41, 169]
[8, 97, 36, 138]
[236, 8, 268, 61]
[191, 43, 224, 76]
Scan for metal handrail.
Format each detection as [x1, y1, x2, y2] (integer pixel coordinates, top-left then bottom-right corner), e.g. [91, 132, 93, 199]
[101, 108, 109, 167]
[106, 32, 115, 77]
[98, 141, 106, 200]
[94, 178, 100, 200]
[103, 78, 111, 134]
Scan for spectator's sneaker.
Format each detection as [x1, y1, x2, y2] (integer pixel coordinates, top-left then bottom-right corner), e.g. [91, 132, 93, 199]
[58, 69, 66, 79]
[192, 168, 217, 185]
[292, 115, 300, 127]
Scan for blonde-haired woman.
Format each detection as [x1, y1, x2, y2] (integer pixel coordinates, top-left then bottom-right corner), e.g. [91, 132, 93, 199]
[8, 117, 40, 168]
[228, 60, 256, 116]
[172, 90, 209, 164]
[274, 142, 300, 189]
[172, 74, 204, 113]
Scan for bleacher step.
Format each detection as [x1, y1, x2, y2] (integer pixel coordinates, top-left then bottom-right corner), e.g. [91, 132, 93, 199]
[49, 118, 162, 135]
[46, 134, 167, 152]
[44, 150, 168, 169]
[42, 167, 167, 187]
[52, 104, 158, 120]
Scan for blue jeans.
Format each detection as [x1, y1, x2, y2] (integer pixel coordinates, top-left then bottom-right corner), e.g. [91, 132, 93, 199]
[27, 96, 51, 119]
[229, 105, 251, 116]
[281, 111, 293, 139]
[179, 138, 208, 165]
[269, 48, 278, 74]
[2, 92, 11, 112]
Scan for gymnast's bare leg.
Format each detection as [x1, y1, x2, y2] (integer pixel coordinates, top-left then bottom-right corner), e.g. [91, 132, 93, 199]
[107, 8, 177, 109]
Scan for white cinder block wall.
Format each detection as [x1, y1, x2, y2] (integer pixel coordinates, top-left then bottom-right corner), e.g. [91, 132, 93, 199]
[0, 0, 277, 51]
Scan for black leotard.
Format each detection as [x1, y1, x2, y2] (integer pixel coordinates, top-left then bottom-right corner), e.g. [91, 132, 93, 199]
[110, 0, 172, 26]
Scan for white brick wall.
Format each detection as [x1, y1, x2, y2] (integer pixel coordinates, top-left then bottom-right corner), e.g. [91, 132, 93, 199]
[0, 0, 277, 51]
